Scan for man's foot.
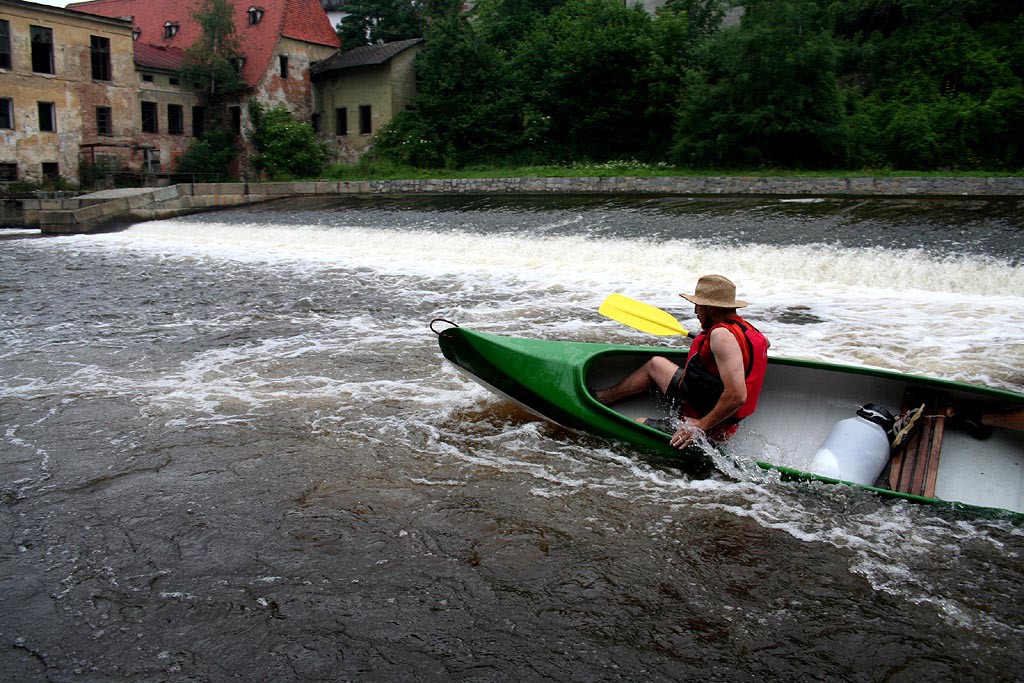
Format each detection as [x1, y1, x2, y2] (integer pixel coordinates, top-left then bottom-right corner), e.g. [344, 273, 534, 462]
[890, 403, 925, 451]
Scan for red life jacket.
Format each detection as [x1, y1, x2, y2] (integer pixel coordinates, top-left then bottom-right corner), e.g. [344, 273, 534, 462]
[682, 316, 769, 422]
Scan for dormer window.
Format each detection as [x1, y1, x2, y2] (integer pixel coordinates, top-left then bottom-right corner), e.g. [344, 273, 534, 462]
[231, 55, 247, 71]
[132, 27, 141, 41]
[247, 7, 265, 25]
[163, 22, 179, 39]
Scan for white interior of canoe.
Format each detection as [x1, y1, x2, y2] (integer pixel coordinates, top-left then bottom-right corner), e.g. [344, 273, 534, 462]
[590, 354, 1024, 515]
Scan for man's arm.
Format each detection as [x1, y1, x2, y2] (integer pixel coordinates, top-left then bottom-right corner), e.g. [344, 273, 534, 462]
[669, 327, 746, 449]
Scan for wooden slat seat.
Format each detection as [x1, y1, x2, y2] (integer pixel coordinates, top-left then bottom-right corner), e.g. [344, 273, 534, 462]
[888, 394, 948, 498]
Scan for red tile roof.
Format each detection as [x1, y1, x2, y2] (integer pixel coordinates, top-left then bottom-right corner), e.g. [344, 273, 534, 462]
[68, 0, 340, 87]
[133, 42, 185, 71]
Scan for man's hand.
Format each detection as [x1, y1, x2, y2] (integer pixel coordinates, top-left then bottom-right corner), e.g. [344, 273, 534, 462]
[669, 418, 705, 450]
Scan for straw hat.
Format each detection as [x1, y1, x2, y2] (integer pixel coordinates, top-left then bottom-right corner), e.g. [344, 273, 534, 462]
[679, 274, 748, 308]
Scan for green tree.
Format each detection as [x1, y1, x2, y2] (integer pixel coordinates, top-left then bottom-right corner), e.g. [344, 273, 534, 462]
[179, 0, 247, 104]
[371, 12, 522, 167]
[336, 0, 431, 50]
[473, 0, 569, 55]
[516, 0, 686, 161]
[672, 0, 847, 168]
[660, 0, 728, 43]
[248, 103, 328, 179]
[832, 0, 1024, 169]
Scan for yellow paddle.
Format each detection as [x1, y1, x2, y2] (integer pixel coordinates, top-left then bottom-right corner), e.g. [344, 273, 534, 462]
[598, 293, 693, 337]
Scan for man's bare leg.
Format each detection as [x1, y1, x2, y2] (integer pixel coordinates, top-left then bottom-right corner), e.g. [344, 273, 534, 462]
[594, 356, 680, 405]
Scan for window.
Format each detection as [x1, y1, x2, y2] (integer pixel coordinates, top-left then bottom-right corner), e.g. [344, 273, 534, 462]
[0, 98, 13, 129]
[279, 55, 288, 79]
[141, 74, 154, 83]
[94, 154, 119, 174]
[132, 27, 141, 42]
[0, 20, 11, 70]
[96, 106, 112, 136]
[169, 77, 179, 85]
[42, 162, 59, 182]
[141, 101, 158, 133]
[229, 105, 241, 134]
[38, 102, 55, 132]
[168, 104, 183, 135]
[30, 26, 54, 74]
[144, 149, 160, 173]
[335, 107, 347, 136]
[0, 163, 17, 181]
[311, 113, 320, 134]
[192, 106, 205, 138]
[91, 36, 111, 81]
[163, 22, 179, 39]
[248, 7, 264, 25]
[359, 105, 371, 135]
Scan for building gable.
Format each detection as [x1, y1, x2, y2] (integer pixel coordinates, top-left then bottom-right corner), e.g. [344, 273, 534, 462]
[68, 0, 339, 89]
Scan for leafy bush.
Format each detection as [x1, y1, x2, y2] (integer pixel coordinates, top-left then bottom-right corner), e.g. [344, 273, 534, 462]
[175, 127, 237, 179]
[248, 103, 328, 179]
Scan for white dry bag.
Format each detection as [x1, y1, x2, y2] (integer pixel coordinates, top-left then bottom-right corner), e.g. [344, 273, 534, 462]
[809, 404, 894, 486]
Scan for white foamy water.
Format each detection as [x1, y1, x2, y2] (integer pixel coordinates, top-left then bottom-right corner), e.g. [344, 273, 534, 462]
[52, 215, 1024, 390]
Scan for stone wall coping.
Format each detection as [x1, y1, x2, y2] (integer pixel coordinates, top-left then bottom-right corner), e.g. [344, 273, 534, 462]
[27, 175, 1024, 234]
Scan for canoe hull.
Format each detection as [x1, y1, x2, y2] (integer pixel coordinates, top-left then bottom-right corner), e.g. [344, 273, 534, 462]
[437, 326, 1024, 517]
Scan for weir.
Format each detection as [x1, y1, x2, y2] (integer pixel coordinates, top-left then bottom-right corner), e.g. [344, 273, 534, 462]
[15, 175, 1024, 235]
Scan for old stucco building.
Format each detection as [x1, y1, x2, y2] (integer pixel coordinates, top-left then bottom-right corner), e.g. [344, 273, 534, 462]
[2, 0, 423, 185]
[2, 0, 341, 185]
[312, 38, 423, 165]
[0, 0, 139, 184]
[71, 0, 341, 147]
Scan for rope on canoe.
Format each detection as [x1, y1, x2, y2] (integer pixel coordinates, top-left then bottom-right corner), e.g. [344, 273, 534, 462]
[429, 318, 459, 337]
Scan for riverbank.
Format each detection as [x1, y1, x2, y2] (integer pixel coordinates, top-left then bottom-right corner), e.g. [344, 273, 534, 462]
[5, 175, 1024, 234]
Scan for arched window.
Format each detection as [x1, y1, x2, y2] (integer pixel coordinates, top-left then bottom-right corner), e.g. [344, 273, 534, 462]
[163, 22, 179, 39]
[247, 7, 265, 26]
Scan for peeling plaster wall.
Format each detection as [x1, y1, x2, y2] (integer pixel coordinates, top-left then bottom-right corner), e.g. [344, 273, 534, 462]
[253, 37, 337, 119]
[0, 2, 136, 186]
[227, 37, 336, 178]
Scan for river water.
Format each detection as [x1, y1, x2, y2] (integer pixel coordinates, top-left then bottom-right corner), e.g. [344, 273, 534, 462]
[2, 194, 1024, 681]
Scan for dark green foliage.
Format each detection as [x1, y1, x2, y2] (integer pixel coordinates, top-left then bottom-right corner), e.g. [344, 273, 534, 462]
[175, 127, 237, 179]
[336, 0, 426, 50]
[829, 0, 1024, 169]
[248, 103, 328, 179]
[474, 0, 570, 54]
[672, 0, 847, 167]
[516, 0, 687, 161]
[336, 0, 459, 50]
[370, 12, 522, 167]
[368, 0, 1024, 170]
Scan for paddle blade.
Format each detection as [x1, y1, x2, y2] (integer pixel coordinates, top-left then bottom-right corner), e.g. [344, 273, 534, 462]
[599, 293, 690, 337]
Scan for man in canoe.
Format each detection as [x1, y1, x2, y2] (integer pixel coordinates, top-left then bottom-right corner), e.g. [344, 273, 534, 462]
[595, 274, 770, 450]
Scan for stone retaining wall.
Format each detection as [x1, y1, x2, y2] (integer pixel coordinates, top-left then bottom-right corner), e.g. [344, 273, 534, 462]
[16, 175, 1024, 234]
[364, 175, 1024, 196]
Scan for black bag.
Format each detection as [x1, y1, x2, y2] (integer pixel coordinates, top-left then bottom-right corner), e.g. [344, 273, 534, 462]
[679, 352, 725, 415]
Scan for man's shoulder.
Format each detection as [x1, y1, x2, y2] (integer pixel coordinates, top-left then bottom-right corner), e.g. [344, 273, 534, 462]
[708, 324, 742, 349]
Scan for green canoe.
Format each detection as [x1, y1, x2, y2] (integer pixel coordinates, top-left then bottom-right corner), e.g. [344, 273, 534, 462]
[435, 324, 1024, 518]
